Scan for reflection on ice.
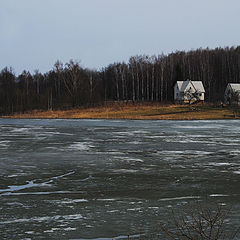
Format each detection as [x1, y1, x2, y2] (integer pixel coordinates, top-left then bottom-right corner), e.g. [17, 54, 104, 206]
[0, 171, 75, 194]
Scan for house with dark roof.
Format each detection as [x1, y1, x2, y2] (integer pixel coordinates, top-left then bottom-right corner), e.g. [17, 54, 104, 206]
[174, 79, 205, 103]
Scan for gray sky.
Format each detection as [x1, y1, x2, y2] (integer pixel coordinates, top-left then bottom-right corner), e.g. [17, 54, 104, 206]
[0, 0, 239, 74]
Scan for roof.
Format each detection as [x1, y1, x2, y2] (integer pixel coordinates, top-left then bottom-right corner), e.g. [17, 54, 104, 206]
[175, 80, 205, 93]
[228, 83, 240, 92]
[176, 81, 184, 90]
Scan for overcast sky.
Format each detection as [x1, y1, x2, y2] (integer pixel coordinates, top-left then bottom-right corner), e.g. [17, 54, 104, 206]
[0, 0, 239, 74]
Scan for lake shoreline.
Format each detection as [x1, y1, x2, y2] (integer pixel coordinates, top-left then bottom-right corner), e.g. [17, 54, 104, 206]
[1, 103, 240, 120]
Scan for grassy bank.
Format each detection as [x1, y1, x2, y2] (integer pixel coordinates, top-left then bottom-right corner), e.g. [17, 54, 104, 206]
[2, 103, 240, 120]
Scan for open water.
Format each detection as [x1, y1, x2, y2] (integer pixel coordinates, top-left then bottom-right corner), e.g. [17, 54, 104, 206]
[0, 119, 239, 239]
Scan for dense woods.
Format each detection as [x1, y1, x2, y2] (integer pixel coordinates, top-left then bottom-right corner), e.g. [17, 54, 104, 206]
[1, 46, 240, 114]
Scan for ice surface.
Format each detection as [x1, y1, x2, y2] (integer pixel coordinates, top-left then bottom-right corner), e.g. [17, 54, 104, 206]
[0, 119, 240, 239]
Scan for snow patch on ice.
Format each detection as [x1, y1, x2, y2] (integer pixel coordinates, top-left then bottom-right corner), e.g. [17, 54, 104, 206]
[159, 196, 200, 201]
[68, 142, 94, 151]
[0, 214, 84, 224]
[112, 169, 138, 173]
[208, 162, 231, 167]
[97, 198, 118, 202]
[114, 156, 144, 163]
[51, 199, 88, 204]
[209, 194, 229, 197]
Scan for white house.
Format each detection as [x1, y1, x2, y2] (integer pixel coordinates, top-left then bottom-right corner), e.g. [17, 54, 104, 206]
[224, 83, 240, 105]
[174, 80, 205, 103]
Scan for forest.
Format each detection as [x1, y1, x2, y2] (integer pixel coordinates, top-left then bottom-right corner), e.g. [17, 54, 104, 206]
[0, 46, 240, 114]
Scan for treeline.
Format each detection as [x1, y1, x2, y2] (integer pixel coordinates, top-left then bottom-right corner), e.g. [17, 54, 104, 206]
[1, 46, 240, 114]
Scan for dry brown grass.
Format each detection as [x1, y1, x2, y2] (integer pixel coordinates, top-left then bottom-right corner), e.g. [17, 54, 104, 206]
[2, 103, 239, 120]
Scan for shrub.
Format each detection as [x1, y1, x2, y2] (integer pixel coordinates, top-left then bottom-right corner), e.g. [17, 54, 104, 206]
[158, 201, 239, 240]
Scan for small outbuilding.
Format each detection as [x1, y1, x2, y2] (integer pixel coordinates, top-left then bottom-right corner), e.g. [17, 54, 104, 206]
[224, 83, 240, 105]
[174, 79, 205, 103]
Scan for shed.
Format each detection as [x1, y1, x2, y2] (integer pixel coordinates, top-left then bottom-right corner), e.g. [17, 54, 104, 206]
[224, 83, 240, 105]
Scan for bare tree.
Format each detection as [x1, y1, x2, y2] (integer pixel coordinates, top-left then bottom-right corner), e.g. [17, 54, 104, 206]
[159, 201, 239, 240]
[184, 88, 201, 104]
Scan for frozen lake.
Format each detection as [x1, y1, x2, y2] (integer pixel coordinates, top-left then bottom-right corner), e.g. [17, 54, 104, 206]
[0, 119, 240, 239]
